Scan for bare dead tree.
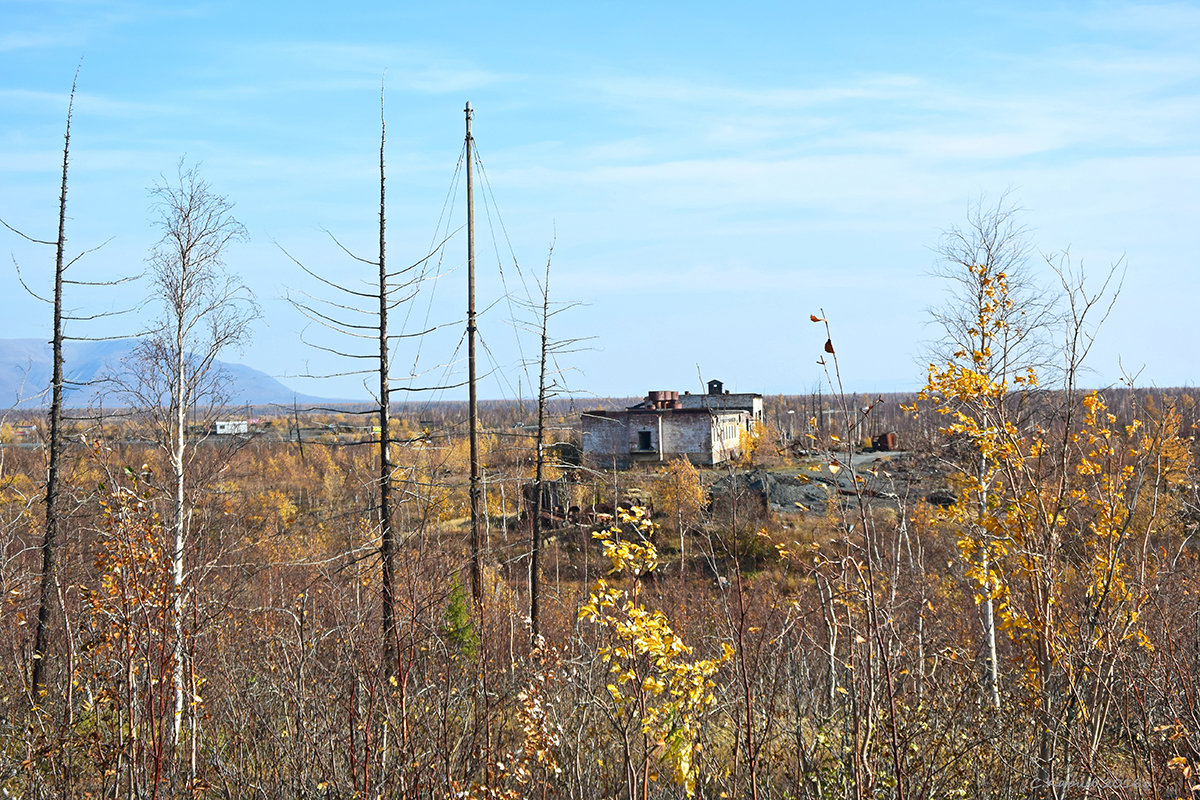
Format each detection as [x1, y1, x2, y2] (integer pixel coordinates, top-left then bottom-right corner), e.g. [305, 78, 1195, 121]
[377, 90, 398, 679]
[2, 67, 127, 703]
[530, 251, 550, 642]
[516, 240, 586, 641]
[284, 86, 448, 677]
[30, 70, 76, 704]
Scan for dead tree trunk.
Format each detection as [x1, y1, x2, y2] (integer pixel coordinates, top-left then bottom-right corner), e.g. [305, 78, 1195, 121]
[30, 70, 78, 702]
[530, 252, 552, 641]
[284, 85, 447, 679]
[378, 93, 398, 678]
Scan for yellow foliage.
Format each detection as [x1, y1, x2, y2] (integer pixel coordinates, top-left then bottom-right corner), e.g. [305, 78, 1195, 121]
[735, 424, 763, 466]
[918, 263, 1188, 710]
[657, 457, 706, 537]
[579, 508, 731, 796]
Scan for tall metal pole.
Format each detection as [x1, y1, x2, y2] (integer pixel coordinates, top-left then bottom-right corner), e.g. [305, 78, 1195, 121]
[466, 102, 482, 602]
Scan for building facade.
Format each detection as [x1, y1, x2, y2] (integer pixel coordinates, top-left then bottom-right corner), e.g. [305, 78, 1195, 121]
[677, 379, 763, 429]
[581, 382, 760, 468]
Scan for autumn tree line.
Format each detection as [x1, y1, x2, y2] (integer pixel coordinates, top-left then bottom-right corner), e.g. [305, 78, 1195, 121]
[2, 81, 1199, 799]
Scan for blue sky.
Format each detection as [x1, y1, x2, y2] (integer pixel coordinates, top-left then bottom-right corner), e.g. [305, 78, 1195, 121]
[2, 0, 1198, 404]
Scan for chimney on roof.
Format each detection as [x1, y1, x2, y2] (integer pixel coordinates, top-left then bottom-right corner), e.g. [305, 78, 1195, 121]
[646, 390, 681, 409]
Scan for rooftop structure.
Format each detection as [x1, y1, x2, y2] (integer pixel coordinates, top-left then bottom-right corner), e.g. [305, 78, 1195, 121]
[581, 380, 760, 468]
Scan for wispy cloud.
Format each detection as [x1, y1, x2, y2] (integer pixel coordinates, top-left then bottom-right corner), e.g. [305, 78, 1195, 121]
[1083, 1, 1200, 38]
[3, 0, 1198, 394]
[584, 73, 925, 111]
[0, 88, 72, 108]
[229, 41, 512, 94]
[0, 32, 73, 52]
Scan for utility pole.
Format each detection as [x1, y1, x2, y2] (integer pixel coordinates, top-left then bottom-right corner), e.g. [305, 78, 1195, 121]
[466, 102, 482, 602]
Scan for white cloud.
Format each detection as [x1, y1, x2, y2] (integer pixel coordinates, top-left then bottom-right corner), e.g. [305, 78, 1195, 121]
[229, 41, 512, 94]
[1083, 1, 1200, 38]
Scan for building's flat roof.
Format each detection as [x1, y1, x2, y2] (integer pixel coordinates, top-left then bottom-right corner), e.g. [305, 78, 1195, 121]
[583, 408, 749, 417]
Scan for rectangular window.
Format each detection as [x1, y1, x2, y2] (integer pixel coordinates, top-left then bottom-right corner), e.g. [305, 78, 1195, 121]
[638, 430, 652, 450]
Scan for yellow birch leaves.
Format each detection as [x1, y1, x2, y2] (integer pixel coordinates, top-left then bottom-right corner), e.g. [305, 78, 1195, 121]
[578, 508, 731, 796]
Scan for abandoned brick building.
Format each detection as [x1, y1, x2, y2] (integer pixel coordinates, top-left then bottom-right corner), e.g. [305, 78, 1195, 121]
[581, 379, 762, 468]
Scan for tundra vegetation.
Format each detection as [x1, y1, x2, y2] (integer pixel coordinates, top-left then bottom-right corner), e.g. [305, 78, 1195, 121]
[2, 294, 1198, 800]
[2, 107, 1198, 800]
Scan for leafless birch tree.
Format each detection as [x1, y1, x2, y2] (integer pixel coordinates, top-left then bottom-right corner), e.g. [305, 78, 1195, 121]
[125, 161, 256, 746]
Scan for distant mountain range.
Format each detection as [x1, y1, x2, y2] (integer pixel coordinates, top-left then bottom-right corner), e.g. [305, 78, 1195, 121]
[1, 338, 334, 410]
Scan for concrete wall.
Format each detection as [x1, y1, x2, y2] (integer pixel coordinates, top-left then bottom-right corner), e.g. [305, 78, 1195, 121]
[660, 412, 711, 462]
[678, 392, 763, 429]
[582, 408, 748, 468]
[709, 412, 746, 463]
[581, 413, 627, 467]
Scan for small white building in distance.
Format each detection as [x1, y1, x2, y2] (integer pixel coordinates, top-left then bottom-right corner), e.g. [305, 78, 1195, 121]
[581, 380, 762, 468]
